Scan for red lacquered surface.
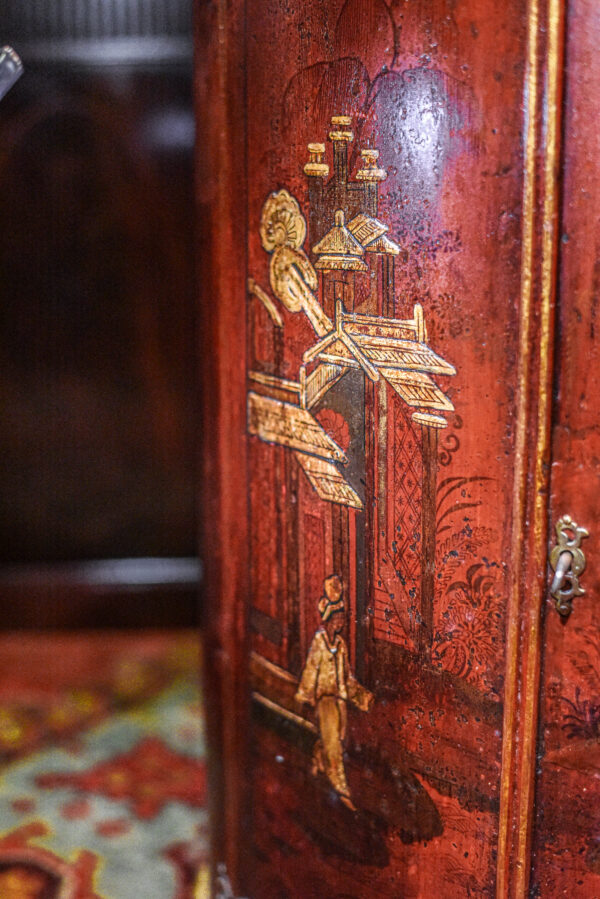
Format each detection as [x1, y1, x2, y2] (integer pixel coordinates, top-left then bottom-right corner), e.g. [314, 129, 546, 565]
[531, 1, 600, 894]
[197, 1, 598, 896]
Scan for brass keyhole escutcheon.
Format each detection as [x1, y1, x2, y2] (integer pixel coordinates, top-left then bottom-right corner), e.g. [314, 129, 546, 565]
[549, 515, 589, 618]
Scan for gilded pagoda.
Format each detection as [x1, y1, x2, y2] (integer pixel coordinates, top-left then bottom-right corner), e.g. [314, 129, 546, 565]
[247, 114, 456, 695]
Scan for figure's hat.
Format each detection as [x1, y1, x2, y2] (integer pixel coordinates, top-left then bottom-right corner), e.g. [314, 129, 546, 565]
[318, 575, 345, 621]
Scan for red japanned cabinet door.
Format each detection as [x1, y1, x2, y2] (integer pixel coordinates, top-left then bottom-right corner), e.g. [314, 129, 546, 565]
[197, 0, 590, 896]
[527, 2, 600, 896]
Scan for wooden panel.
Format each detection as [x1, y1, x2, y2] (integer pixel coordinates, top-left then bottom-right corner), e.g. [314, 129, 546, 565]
[531, 1, 600, 894]
[196, 0, 592, 895]
[0, 69, 196, 565]
[240, 0, 527, 896]
[196, 0, 249, 887]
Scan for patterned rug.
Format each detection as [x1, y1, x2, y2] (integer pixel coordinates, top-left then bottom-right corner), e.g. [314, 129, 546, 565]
[0, 631, 208, 898]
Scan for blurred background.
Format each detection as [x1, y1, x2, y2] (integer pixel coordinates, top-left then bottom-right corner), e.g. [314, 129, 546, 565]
[0, 12, 207, 897]
[0, 1, 200, 628]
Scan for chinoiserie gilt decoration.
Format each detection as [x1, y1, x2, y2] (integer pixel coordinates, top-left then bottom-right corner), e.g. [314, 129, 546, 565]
[246, 113, 457, 810]
[295, 575, 373, 809]
[249, 116, 455, 513]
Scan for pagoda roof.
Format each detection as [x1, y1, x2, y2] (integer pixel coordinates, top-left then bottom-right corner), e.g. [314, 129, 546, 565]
[247, 391, 346, 463]
[302, 302, 456, 413]
[247, 388, 362, 509]
[245, 301, 456, 510]
[347, 213, 388, 246]
[364, 234, 402, 256]
[347, 212, 402, 256]
[294, 452, 363, 509]
[312, 210, 366, 271]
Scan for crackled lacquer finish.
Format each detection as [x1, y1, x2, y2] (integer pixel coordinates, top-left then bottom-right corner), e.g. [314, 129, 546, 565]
[239, 1, 526, 895]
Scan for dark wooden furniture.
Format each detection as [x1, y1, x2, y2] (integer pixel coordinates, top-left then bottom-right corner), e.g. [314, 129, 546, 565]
[0, 4, 196, 569]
